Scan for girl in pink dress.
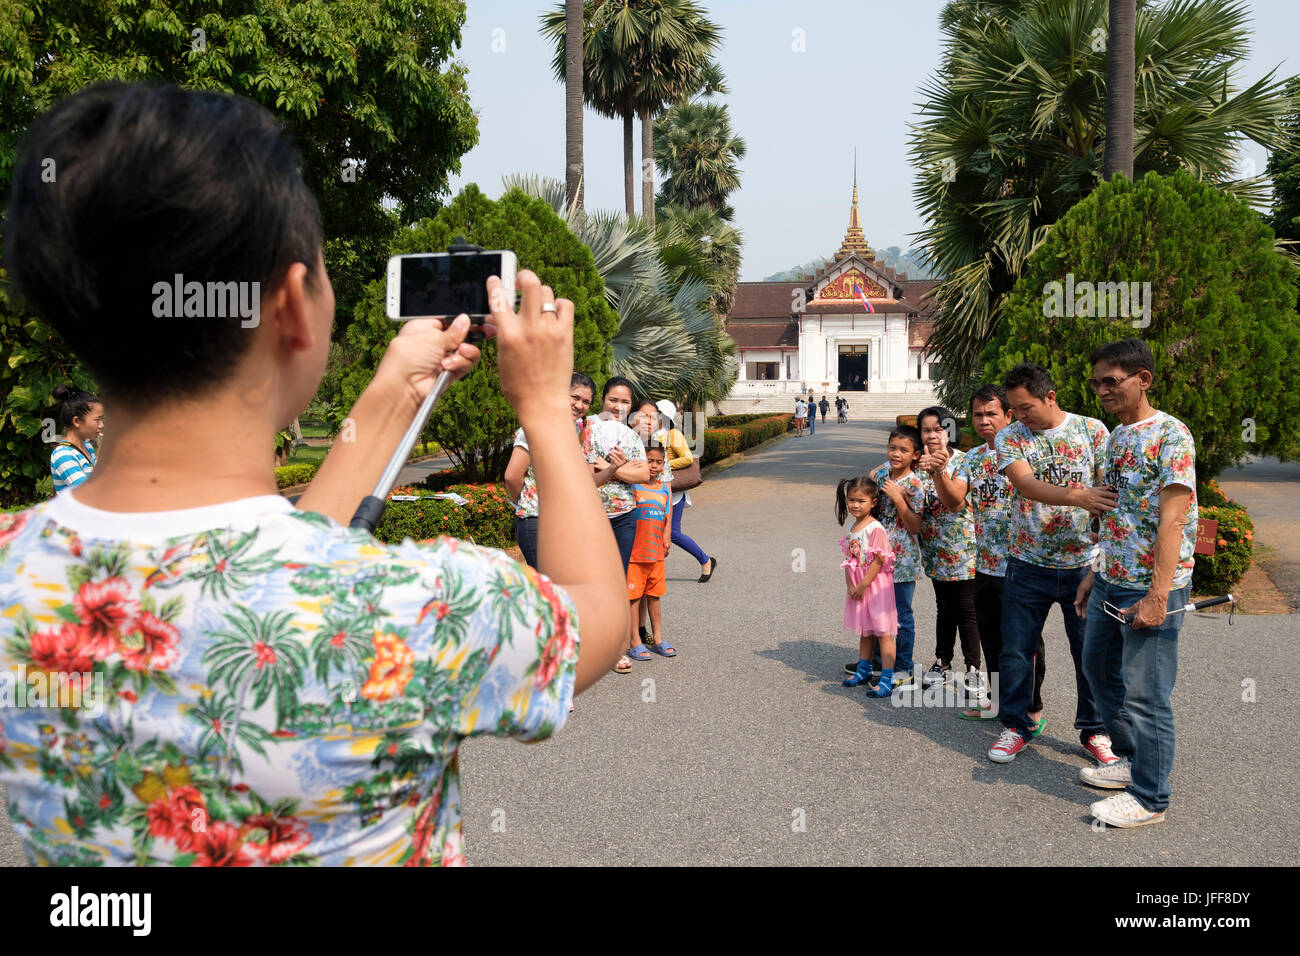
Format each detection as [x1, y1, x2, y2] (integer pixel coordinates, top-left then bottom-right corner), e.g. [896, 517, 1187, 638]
[836, 476, 899, 697]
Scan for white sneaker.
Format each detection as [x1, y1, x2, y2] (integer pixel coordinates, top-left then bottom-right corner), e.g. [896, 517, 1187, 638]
[1090, 792, 1165, 828]
[1079, 757, 1132, 789]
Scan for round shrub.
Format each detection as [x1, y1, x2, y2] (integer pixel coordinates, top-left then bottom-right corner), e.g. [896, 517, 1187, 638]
[1191, 504, 1254, 595]
[988, 169, 1300, 482]
[373, 482, 516, 551]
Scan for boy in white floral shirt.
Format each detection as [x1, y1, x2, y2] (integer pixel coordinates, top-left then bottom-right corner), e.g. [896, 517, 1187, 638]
[1075, 340, 1197, 829]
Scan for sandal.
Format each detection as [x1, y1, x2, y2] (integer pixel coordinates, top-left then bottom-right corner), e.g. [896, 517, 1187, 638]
[650, 640, 676, 657]
[614, 656, 633, 674]
[627, 643, 653, 662]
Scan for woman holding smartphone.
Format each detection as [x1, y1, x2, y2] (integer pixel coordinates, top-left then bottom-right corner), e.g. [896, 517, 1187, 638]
[0, 82, 628, 867]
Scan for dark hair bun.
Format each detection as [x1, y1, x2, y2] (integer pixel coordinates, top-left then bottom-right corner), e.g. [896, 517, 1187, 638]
[51, 383, 74, 401]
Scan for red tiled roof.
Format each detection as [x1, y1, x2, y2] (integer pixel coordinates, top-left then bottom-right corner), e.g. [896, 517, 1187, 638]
[806, 299, 912, 314]
[731, 281, 806, 320]
[729, 321, 799, 349]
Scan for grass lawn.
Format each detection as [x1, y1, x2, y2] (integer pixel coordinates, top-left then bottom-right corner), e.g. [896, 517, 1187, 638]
[286, 441, 441, 468]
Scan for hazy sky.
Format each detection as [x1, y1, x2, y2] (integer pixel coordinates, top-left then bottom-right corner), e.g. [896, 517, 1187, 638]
[447, 0, 1298, 281]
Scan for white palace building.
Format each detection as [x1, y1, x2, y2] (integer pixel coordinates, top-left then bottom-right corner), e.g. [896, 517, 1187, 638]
[716, 172, 941, 419]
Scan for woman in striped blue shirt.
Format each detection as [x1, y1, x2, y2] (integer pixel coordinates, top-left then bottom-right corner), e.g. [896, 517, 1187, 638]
[48, 384, 103, 492]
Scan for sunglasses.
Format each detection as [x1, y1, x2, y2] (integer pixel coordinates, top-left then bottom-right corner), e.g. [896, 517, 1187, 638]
[1087, 372, 1137, 392]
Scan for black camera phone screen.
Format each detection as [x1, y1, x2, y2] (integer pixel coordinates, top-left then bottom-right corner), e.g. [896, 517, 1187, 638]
[399, 253, 502, 317]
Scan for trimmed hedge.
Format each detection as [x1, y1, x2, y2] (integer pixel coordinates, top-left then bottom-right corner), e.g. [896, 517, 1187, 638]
[708, 413, 790, 428]
[372, 483, 516, 550]
[275, 463, 319, 489]
[1192, 504, 1254, 596]
[702, 414, 792, 465]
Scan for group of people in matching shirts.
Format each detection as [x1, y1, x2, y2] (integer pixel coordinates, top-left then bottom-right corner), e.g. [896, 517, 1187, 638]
[835, 338, 1200, 829]
[505, 374, 718, 679]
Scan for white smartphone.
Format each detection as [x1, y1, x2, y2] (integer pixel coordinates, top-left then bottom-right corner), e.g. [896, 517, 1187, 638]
[385, 250, 517, 339]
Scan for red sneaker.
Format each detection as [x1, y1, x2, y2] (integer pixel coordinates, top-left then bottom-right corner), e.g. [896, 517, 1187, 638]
[1084, 734, 1120, 766]
[988, 729, 1028, 763]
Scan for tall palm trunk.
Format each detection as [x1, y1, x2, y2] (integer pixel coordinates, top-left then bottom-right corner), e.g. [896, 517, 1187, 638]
[623, 111, 635, 215]
[641, 105, 655, 226]
[1105, 0, 1136, 180]
[564, 0, 584, 213]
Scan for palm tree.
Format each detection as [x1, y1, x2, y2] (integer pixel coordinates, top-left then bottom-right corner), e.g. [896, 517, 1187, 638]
[202, 606, 307, 771]
[911, 0, 1295, 403]
[503, 173, 737, 405]
[542, 2, 639, 216]
[564, 0, 585, 213]
[1104, 0, 1136, 180]
[656, 202, 743, 319]
[542, 1, 721, 221]
[654, 100, 747, 219]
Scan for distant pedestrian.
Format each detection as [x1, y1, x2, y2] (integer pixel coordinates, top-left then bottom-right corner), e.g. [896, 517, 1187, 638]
[807, 395, 817, 435]
[819, 397, 829, 422]
[794, 398, 807, 436]
[49, 385, 103, 493]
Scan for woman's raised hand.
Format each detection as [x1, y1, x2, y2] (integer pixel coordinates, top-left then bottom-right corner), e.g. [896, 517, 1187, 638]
[490, 270, 574, 423]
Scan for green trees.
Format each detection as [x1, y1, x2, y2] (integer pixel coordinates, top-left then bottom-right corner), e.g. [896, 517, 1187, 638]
[504, 174, 737, 408]
[0, 0, 478, 506]
[323, 185, 618, 481]
[1268, 77, 1300, 245]
[987, 170, 1300, 481]
[654, 101, 747, 220]
[911, 0, 1297, 406]
[541, 0, 721, 223]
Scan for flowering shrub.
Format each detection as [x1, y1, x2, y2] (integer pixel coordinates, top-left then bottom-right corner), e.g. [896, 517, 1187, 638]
[373, 483, 515, 550]
[1191, 504, 1253, 595]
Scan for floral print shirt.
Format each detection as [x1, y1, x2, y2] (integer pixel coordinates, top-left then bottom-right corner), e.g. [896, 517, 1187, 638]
[868, 465, 924, 583]
[996, 414, 1109, 570]
[957, 442, 1014, 577]
[512, 416, 646, 520]
[0, 492, 579, 867]
[1098, 411, 1198, 590]
[916, 450, 976, 581]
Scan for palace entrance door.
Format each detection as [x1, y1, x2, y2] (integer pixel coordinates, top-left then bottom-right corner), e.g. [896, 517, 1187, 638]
[838, 344, 870, 391]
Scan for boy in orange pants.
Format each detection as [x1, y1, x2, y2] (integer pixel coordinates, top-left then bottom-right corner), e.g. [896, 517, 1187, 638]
[625, 442, 675, 659]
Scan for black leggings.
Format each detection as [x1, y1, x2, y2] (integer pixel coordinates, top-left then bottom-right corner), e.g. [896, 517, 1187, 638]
[931, 577, 981, 670]
[975, 571, 1045, 710]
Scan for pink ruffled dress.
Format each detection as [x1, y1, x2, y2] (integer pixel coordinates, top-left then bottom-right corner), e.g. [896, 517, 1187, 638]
[841, 520, 898, 635]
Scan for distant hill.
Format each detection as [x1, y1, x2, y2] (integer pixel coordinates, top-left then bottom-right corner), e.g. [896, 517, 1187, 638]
[763, 246, 939, 282]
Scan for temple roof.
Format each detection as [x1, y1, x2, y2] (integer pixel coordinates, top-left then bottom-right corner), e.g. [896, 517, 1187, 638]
[833, 154, 875, 263]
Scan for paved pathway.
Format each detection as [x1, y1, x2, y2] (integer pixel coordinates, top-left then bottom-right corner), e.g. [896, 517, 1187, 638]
[3, 422, 1296, 866]
[1218, 457, 1300, 612]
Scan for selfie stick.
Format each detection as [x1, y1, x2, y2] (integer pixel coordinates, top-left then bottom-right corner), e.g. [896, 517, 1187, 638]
[349, 237, 487, 533]
[1103, 594, 1235, 625]
[348, 371, 453, 533]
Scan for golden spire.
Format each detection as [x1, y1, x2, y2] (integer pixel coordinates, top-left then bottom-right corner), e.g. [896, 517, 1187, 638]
[835, 150, 874, 262]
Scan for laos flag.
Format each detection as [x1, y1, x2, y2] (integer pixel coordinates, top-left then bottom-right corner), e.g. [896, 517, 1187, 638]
[853, 281, 875, 313]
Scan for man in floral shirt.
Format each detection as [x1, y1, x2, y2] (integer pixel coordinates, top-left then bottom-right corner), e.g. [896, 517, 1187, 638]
[931, 385, 1046, 725]
[1075, 340, 1197, 829]
[988, 365, 1118, 766]
[0, 84, 629, 866]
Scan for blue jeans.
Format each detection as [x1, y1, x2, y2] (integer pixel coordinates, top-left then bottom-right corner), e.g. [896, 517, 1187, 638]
[893, 579, 917, 674]
[1000, 556, 1105, 743]
[807, 412, 815, 435]
[1083, 577, 1187, 812]
[515, 516, 539, 569]
[670, 496, 709, 565]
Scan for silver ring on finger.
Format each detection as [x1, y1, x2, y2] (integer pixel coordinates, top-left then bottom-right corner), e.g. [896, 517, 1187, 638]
[541, 302, 557, 314]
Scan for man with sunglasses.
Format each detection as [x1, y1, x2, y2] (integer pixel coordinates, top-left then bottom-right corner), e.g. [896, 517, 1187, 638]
[1074, 339, 1197, 829]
